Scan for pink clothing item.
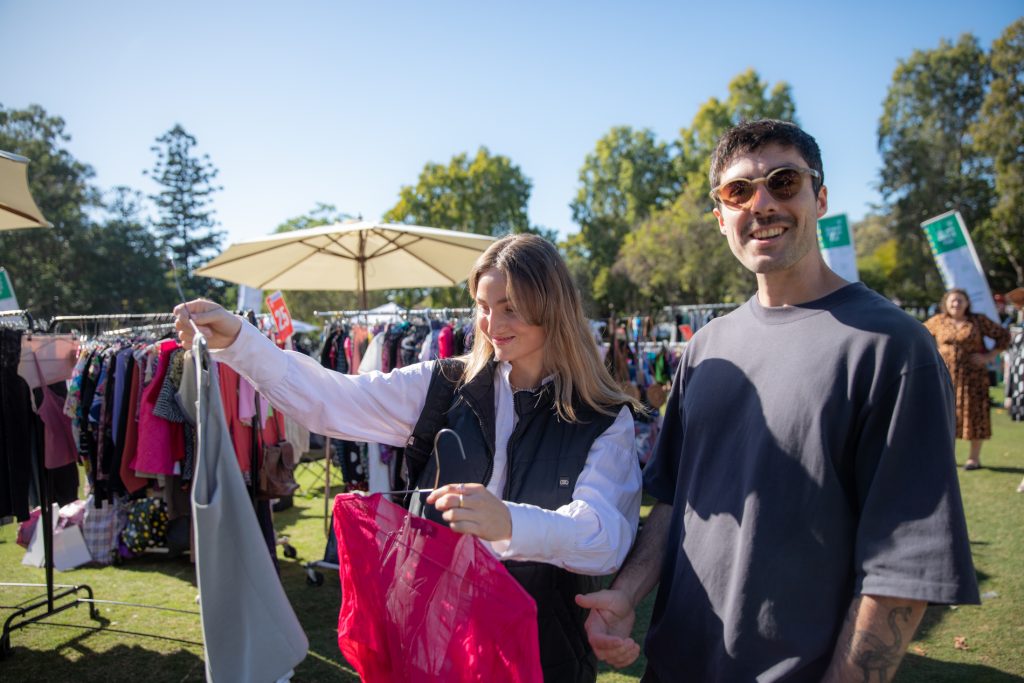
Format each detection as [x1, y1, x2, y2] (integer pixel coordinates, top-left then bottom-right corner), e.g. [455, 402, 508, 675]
[18, 335, 78, 389]
[438, 324, 454, 359]
[333, 493, 542, 683]
[133, 340, 185, 476]
[237, 375, 270, 428]
[28, 350, 77, 469]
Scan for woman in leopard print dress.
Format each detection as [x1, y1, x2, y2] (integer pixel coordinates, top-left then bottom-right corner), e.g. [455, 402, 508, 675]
[925, 289, 1010, 470]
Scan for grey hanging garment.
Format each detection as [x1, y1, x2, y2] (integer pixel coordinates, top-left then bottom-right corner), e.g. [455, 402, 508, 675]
[190, 346, 308, 682]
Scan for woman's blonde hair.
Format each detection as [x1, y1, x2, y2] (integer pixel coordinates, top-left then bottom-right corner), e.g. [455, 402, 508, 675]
[460, 233, 642, 422]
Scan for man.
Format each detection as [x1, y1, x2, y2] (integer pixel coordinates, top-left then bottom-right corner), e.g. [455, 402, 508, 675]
[576, 120, 978, 682]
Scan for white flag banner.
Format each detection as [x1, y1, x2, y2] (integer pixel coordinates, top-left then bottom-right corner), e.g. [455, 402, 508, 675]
[921, 210, 999, 325]
[237, 284, 263, 313]
[817, 214, 859, 282]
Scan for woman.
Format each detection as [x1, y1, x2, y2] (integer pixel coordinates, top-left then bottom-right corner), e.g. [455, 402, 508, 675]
[174, 233, 643, 682]
[924, 288, 1010, 470]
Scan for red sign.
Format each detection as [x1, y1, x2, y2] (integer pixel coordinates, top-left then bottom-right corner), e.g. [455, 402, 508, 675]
[265, 290, 294, 341]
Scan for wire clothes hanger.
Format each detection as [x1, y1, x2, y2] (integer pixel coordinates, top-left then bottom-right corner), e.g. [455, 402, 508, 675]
[379, 428, 468, 496]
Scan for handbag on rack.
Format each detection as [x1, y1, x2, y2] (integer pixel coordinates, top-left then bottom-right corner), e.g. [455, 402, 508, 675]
[255, 393, 299, 500]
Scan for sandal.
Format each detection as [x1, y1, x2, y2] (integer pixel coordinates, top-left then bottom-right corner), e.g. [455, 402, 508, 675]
[963, 461, 982, 471]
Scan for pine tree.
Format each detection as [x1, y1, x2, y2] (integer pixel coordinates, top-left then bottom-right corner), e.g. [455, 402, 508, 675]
[147, 124, 225, 297]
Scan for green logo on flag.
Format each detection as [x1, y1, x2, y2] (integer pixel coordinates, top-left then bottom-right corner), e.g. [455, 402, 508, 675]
[0, 270, 13, 300]
[923, 215, 967, 254]
[817, 215, 850, 249]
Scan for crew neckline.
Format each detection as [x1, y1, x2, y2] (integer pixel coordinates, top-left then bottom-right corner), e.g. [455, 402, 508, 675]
[747, 282, 865, 325]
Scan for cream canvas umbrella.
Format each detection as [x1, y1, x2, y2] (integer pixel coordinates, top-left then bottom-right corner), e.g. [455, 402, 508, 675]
[0, 150, 50, 230]
[195, 220, 497, 308]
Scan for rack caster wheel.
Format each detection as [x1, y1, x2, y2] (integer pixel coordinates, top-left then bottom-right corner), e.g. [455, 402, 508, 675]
[283, 544, 297, 559]
[306, 570, 324, 587]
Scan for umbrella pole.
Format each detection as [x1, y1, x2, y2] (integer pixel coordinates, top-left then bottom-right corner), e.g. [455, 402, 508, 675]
[357, 232, 368, 310]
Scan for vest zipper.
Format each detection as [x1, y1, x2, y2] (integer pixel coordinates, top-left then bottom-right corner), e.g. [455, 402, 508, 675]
[463, 391, 497, 487]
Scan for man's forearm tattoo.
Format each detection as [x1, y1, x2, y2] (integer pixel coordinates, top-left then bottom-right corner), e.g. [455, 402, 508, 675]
[844, 604, 914, 683]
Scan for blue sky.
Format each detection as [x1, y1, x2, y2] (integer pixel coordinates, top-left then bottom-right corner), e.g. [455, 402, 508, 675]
[1, 1, 1020, 246]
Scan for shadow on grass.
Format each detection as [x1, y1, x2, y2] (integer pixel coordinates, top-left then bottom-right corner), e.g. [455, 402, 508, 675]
[3, 639, 206, 683]
[982, 466, 1024, 475]
[898, 653, 1024, 682]
[103, 552, 199, 588]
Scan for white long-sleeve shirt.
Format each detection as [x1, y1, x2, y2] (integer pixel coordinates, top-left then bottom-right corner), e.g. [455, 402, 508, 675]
[213, 322, 642, 575]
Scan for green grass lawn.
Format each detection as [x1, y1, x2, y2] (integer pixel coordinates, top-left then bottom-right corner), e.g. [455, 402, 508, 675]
[2, 396, 1022, 682]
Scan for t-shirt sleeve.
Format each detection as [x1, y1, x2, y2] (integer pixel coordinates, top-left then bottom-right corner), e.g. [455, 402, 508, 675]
[853, 360, 980, 605]
[643, 358, 686, 504]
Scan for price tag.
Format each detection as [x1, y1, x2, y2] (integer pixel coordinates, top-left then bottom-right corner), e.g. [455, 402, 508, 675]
[265, 290, 294, 341]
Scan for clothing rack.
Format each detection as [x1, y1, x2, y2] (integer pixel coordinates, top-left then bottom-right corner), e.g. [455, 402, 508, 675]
[1, 311, 201, 658]
[0, 309, 39, 330]
[48, 312, 176, 334]
[0, 309, 100, 658]
[314, 307, 475, 320]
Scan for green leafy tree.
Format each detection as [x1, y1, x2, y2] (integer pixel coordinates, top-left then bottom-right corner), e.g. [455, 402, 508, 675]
[566, 126, 677, 314]
[608, 71, 796, 311]
[147, 124, 226, 298]
[0, 104, 99, 316]
[877, 34, 993, 303]
[675, 69, 797, 192]
[385, 147, 541, 307]
[972, 18, 1024, 289]
[615, 185, 753, 308]
[385, 147, 532, 237]
[87, 187, 177, 313]
[852, 213, 901, 297]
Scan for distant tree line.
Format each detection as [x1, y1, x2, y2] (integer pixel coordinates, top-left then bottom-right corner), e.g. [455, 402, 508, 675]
[1, 18, 1020, 320]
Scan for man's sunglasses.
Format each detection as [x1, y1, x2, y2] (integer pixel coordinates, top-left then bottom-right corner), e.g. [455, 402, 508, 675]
[710, 166, 821, 208]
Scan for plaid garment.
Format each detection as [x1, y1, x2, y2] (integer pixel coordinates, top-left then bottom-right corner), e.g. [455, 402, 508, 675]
[82, 494, 128, 565]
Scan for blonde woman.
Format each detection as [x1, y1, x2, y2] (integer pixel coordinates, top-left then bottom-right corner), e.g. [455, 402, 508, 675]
[175, 233, 643, 683]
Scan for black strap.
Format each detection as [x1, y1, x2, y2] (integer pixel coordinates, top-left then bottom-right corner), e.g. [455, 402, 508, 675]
[401, 358, 463, 505]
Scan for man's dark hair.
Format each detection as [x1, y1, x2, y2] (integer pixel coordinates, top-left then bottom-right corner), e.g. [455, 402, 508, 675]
[709, 120, 824, 204]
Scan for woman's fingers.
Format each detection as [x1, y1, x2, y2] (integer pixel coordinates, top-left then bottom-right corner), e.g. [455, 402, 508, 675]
[426, 483, 511, 542]
[426, 483, 476, 509]
[172, 299, 242, 350]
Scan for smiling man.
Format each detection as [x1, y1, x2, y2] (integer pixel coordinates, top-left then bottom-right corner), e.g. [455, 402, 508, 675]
[576, 120, 979, 682]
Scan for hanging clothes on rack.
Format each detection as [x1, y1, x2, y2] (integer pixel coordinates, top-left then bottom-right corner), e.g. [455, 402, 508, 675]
[1, 324, 38, 520]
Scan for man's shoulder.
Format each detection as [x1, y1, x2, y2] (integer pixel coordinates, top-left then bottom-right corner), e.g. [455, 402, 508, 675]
[837, 285, 932, 340]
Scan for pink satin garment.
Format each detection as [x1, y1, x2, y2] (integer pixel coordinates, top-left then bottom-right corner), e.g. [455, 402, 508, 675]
[333, 493, 542, 683]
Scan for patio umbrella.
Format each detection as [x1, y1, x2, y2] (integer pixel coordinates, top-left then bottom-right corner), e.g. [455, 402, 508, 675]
[195, 220, 497, 308]
[0, 150, 50, 230]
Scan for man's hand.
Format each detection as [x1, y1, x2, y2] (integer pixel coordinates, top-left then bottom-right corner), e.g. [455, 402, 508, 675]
[575, 589, 640, 668]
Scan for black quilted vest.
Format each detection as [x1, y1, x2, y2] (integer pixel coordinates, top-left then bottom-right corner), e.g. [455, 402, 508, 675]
[406, 360, 619, 683]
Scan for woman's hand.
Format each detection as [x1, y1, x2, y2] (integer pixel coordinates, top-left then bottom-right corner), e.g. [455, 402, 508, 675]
[426, 483, 512, 542]
[174, 299, 243, 350]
